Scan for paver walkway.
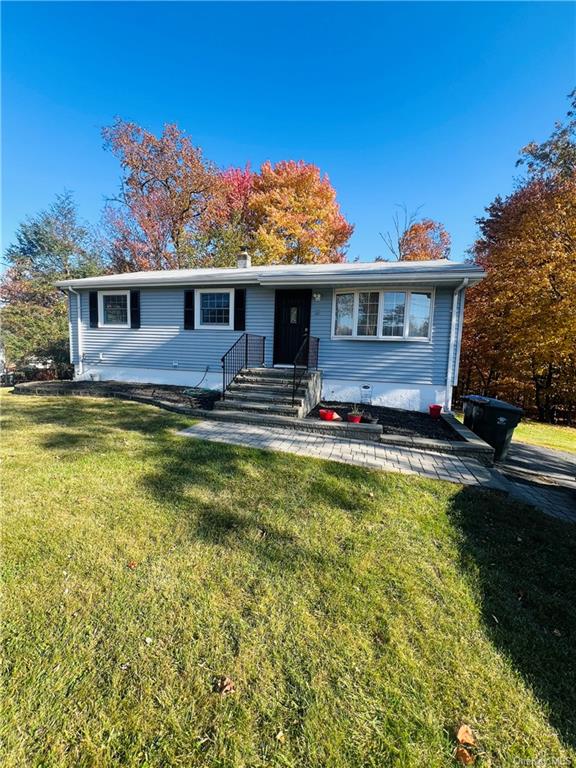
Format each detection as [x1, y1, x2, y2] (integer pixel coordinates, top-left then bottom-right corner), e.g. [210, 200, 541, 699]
[180, 421, 576, 523]
[179, 420, 505, 489]
[499, 442, 576, 523]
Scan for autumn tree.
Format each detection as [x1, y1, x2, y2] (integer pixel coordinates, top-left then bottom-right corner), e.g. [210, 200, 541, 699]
[0, 192, 104, 375]
[104, 121, 353, 268]
[103, 119, 221, 271]
[380, 206, 450, 260]
[248, 161, 353, 264]
[188, 166, 256, 267]
[459, 93, 576, 422]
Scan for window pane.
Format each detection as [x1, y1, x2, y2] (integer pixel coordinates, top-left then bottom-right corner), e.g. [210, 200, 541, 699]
[200, 292, 230, 325]
[357, 291, 379, 336]
[334, 293, 354, 336]
[381, 292, 405, 337]
[408, 292, 431, 337]
[103, 294, 128, 325]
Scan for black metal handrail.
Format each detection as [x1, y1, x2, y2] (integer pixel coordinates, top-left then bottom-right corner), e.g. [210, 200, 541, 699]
[221, 333, 265, 398]
[292, 333, 320, 405]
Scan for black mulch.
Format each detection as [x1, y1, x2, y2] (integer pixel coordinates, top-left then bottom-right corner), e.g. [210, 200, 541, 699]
[13, 380, 221, 410]
[307, 401, 463, 441]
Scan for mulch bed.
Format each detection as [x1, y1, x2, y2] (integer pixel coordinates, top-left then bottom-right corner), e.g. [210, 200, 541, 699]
[12, 380, 221, 411]
[307, 401, 463, 442]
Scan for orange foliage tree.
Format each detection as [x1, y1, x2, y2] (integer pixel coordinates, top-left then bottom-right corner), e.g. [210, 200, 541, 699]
[380, 207, 450, 260]
[458, 94, 576, 422]
[104, 121, 353, 269]
[249, 161, 353, 264]
[399, 219, 450, 261]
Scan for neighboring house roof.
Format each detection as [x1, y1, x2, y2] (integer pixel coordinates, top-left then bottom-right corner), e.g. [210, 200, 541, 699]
[55, 259, 485, 290]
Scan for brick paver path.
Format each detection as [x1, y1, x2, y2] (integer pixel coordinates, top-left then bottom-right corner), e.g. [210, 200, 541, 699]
[179, 420, 506, 490]
[499, 443, 576, 524]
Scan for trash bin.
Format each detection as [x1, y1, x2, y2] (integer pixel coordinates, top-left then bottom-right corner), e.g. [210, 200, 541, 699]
[462, 395, 524, 462]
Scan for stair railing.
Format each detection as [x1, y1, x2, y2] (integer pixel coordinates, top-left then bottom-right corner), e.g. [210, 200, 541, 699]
[221, 333, 265, 399]
[292, 333, 320, 405]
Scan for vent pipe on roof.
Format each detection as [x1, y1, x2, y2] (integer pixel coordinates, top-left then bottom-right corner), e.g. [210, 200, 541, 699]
[237, 246, 251, 269]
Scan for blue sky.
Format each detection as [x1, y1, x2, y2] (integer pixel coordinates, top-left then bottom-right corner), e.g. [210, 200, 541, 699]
[2, 1, 575, 262]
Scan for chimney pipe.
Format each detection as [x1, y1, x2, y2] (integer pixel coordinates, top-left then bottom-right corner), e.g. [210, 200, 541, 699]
[237, 246, 251, 269]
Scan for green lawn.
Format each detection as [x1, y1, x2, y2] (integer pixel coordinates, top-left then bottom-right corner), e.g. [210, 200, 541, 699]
[2, 392, 575, 767]
[454, 412, 576, 454]
[512, 420, 576, 454]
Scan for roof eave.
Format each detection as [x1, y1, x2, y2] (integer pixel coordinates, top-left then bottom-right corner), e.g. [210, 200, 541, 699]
[55, 268, 486, 290]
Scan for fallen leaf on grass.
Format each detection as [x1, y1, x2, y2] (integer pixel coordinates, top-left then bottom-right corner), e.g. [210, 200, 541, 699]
[276, 731, 286, 745]
[127, 561, 138, 570]
[455, 745, 475, 765]
[456, 724, 476, 747]
[213, 675, 236, 695]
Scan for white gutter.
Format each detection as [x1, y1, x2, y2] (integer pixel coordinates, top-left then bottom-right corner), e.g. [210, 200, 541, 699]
[445, 278, 468, 411]
[68, 288, 83, 376]
[452, 288, 467, 386]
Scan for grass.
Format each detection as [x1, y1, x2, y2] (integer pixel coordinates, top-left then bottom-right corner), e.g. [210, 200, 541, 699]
[1, 391, 575, 767]
[454, 412, 576, 454]
[512, 420, 576, 454]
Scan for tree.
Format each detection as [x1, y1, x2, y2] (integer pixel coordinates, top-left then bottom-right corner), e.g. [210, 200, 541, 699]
[248, 160, 353, 264]
[380, 206, 450, 260]
[103, 119, 221, 271]
[187, 166, 257, 268]
[0, 192, 104, 375]
[517, 89, 576, 180]
[103, 122, 354, 268]
[459, 93, 576, 422]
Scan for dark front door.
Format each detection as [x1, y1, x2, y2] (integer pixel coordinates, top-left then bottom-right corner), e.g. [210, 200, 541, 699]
[273, 289, 312, 365]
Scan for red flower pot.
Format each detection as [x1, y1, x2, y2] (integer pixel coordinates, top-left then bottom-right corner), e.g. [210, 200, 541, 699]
[347, 413, 362, 423]
[319, 408, 336, 421]
[429, 404, 442, 419]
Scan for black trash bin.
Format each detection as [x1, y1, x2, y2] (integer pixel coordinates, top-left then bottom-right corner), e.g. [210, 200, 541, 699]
[462, 395, 524, 462]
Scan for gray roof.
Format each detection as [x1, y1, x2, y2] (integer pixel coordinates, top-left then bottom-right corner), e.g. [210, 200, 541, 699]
[55, 259, 485, 289]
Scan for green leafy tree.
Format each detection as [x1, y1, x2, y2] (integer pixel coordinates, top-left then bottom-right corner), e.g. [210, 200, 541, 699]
[1, 192, 105, 376]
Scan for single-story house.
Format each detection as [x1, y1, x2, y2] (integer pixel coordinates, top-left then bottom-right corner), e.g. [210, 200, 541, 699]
[56, 253, 485, 413]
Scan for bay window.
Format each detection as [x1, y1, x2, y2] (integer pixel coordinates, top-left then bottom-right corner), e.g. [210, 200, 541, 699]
[334, 292, 354, 336]
[333, 289, 432, 340]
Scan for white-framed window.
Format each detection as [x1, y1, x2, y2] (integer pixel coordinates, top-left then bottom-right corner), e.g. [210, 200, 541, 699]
[332, 288, 433, 341]
[98, 290, 130, 328]
[195, 289, 234, 329]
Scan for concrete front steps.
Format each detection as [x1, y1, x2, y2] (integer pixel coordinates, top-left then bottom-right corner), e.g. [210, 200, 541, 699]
[213, 367, 321, 420]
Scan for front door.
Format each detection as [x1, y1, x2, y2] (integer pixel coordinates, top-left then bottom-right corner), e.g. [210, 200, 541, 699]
[273, 289, 312, 365]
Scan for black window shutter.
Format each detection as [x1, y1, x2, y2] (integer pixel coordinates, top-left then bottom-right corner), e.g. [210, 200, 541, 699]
[184, 290, 195, 330]
[89, 291, 98, 328]
[234, 288, 246, 331]
[130, 290, 141, 329]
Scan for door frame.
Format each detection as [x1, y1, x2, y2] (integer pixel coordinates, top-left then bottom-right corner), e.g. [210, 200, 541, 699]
[272, 289, 312, 365]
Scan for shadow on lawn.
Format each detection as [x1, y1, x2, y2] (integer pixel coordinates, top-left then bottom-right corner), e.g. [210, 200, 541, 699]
[449, 486, 576, 749]
[142, 430, 370, 574]
[15, 394, 576, 745]
[4, 393, 191, 452]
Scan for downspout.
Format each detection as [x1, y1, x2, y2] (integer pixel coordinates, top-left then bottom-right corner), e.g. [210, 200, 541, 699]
[68, 288, 84, 377]
[445, 278, 468, 411]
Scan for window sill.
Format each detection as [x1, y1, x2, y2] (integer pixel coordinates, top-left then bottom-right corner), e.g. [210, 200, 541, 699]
[330, 335, 431, 343]
[195, 325, 235, 331]
[98, 324, 131, 329]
